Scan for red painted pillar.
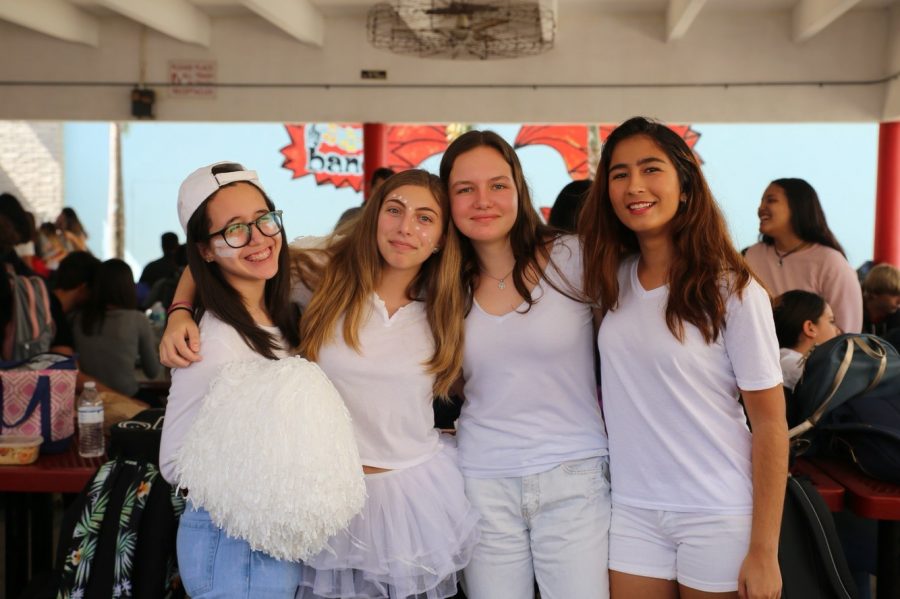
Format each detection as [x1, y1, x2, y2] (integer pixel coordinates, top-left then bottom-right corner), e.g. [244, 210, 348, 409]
[363, 123, 388, 201]
[874, 122, 900, 267]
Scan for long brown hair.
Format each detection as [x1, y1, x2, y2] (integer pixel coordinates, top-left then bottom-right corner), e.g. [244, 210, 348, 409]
[57, 207, 88, 239]
[438, 130, 571, 312]
[80, 259, 136, 335]
[296, 169, 465, 397]
[761, 178, 846, 257]
[185, 169, 299, 359]
[580, 116, 752, 344]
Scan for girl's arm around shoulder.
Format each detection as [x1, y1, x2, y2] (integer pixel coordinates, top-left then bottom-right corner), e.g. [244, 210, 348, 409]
[288, 235, 334, 308]
[159, 268, 200, 367]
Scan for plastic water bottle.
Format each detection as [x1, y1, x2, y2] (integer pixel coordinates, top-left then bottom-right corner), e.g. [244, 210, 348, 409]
[147, 301, 167, 329]
[77, 382, 104, 458]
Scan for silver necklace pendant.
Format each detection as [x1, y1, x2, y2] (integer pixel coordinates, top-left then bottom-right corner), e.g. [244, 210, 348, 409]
[498, 279, 506, 290]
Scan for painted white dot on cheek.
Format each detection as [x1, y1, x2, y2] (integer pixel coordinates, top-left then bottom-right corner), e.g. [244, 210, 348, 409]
[212, 238, 240, 258]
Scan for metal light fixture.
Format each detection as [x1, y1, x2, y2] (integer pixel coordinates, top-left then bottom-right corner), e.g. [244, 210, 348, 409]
[367, 1, 556, 60]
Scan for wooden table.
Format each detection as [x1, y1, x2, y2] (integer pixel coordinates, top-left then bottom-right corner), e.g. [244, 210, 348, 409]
[811, 458, 900, 599]
[0, 444, 103, 599]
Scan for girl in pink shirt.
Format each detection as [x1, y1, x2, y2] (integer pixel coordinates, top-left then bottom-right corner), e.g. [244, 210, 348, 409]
[743, 178, 862, 333]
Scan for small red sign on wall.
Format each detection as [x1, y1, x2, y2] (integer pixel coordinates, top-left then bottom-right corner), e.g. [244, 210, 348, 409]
[168, 60, 216, 98]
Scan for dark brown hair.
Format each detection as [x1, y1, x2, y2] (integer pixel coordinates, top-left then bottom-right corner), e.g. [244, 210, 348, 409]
[57, 207, 88, 239]
[761, 178, 846, 258]
[772, 290, 827, 349]
[185, 164, 299, 359]
[80, 259, 137, 335]
[580, 116, 753, 343]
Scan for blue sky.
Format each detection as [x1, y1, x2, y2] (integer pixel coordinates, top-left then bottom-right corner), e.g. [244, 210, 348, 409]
[64, 121, 878, 273]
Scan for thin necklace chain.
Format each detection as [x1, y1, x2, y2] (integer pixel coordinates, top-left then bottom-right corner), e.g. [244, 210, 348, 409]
[774, 241, 809, 266]
[480, 267, 514, 290]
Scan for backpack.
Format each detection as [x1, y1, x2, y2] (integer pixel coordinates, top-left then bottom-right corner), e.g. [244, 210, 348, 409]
[3, 267, 55, 361]
[54, 409, 186, 599]
[789, 334, 900, 484]
[779, 475, 858, 599]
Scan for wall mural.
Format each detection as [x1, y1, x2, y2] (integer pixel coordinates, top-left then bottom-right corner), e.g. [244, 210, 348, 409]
[281, 123, 365, 192]
[280, 123, 702, 214]
[515, 125, 590, 179]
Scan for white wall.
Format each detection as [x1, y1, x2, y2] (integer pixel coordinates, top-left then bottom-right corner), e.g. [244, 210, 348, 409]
[0, 122, 63, 222]
[0, 6, 894, 123]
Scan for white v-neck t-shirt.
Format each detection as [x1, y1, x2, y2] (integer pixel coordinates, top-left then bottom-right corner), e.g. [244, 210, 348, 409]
[315, 294, 442, 470]
[457, 235, 608, 478]
[598, 255, 782, 514]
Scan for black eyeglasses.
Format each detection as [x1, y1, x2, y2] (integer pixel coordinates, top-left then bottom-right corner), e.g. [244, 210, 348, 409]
[208, 210, 283, 248]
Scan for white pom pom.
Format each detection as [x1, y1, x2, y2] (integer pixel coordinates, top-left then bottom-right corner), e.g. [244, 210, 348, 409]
[176, 356, 366, 561]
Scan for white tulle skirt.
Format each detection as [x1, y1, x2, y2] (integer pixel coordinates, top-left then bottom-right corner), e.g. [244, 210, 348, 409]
[298, 438, 481, 599]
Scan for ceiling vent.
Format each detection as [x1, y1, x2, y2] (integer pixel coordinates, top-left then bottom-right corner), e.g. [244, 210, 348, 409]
[367, 1, 556, 60]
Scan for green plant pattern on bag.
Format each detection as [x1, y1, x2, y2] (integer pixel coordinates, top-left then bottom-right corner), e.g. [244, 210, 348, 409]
[57, 459, 184, 599]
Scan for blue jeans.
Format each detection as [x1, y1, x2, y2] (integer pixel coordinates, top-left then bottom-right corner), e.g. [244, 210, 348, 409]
[462, 456, 611, 599]
[177, 504, 301, 598]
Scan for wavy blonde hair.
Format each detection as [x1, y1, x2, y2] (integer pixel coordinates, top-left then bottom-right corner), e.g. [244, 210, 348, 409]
[294, 169, 465, 397]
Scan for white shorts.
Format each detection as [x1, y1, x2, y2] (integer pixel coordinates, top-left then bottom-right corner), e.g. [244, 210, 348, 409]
[608, 503, 752, 593]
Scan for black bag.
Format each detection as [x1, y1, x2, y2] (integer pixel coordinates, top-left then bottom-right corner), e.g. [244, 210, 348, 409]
[779, 476, 858, 599]
[109, 408, 167, 465]
[53, 409, 186, 599]
[790, 334, 900, 483]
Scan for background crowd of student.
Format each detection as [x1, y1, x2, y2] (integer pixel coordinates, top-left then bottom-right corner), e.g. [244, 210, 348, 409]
[0, 194, 165, 403]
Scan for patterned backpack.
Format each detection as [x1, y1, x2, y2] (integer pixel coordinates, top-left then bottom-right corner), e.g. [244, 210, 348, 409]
[55, 410, 185, 599]
[2, 267, 55, 361]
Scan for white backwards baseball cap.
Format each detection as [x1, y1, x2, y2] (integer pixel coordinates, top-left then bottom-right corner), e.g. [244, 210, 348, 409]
[177, 161, 266, 233]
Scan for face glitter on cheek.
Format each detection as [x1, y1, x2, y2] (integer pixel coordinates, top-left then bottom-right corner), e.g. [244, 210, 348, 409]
[417, 230, 438, 252]
[212, 238, 240, 258]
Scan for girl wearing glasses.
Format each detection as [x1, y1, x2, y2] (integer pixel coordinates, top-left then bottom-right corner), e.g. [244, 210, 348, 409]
[159, 162, 308, 596]
[161, 169, 479, 599]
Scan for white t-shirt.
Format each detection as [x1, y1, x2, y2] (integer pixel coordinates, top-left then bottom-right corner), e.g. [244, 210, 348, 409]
[289, 239, 442, 469]
[315, 294, 442, 469]
[457, 235, 608, 478]
[160, 312, 287, 484]
[780, 348, 805, 391]
[598, 255, 782, 514]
